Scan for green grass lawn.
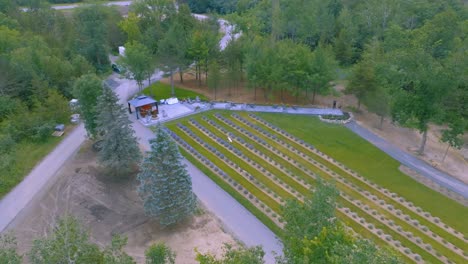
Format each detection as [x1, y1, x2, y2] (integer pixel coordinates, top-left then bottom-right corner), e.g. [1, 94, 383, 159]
[0, 136, 63, 199]
[255, 113, 468, 236]
[165, 111, 467, 263]
[142, 82, 208, 101]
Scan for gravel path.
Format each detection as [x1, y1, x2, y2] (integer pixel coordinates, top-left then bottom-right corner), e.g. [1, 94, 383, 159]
[345, 121, 468, 199]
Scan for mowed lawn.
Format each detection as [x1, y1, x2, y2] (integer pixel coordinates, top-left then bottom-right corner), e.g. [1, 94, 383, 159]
[256, 112, 468, 235]
[142, 82, 208, 101]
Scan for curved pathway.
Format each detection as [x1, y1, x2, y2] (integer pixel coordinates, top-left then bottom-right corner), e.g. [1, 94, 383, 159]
[345, 121, 468, 199]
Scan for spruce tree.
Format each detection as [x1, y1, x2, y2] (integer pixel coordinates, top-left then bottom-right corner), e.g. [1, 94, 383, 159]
[96, 86, 141, 176]
[137, 125, 196, 227]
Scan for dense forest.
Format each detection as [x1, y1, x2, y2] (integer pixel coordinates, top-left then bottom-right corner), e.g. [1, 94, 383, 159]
[184, 0, 467, 154]
[0, 0, 125, 196]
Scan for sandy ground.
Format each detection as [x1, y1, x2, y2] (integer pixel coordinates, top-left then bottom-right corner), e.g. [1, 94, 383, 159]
[165, 75, 468, 184]
[8, 142, 236, 263]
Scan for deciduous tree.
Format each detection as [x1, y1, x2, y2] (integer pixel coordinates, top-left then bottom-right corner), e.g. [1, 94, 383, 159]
[29, 216, 103, 264]
[103, 235, 136, 264]
[145, 243, 176, 264]
[280, 180, 402, 264]
[72, 74, 103, 138]
[196, 244, 264, 264]
[118, 41, 154, 91]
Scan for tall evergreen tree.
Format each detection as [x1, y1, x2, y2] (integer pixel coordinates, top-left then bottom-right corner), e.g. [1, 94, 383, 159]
[137, 125, 196, 227]
[96, 86, 141, 176]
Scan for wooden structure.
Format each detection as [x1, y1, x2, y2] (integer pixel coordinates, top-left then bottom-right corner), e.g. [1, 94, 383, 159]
[128, 95, 158, 120]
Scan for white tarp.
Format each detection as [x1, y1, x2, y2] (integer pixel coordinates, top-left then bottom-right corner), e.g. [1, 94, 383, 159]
[166, 97, 179, 105]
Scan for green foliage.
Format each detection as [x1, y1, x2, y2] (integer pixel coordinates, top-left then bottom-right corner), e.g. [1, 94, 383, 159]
[103, 235, 136, 264]
[345, 60, 377, 110]
[118, 12, 141, 43]
[207, 60, 222, 99]
[73, 5, 111, 71]
[145, 243, 176, 264]
[196, 244, 264, 264]
[187, 0, 240, 14]
[280, 180, 402, 264]
[29, 216, 104, 264]
[96, 86, 141, 176]
[0, 233, 22, 264]
[118, 41, 154, 91]
[0, 137, 62, 198]
[72, 74, 103, 138]
[137, 125, 196, 227]
[281, 180, 339, 262]
[187, 20, 220, 86]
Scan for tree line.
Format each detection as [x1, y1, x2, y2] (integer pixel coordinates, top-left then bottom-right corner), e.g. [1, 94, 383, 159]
[1, 181, 403, 264]
[0, 0, 126, 193]
[193, 0, 467, 155]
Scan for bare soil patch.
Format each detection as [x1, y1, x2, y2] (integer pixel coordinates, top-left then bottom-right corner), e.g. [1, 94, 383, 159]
[8, 142, 236, 263]
[166, 74, 467, 184]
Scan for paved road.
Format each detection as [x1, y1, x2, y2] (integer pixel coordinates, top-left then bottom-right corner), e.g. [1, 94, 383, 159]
[0, 124, 87, 232]
[131, 117, 283, 263]
[346, 121, 468, 198]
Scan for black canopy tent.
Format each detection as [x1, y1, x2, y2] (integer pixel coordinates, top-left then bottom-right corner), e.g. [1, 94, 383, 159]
[128, 95, 158, 119]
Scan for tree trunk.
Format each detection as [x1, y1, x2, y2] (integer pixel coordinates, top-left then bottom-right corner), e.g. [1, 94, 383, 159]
[197, 65, 201, 87]
[170, 69, 175, 97]
[296, 87, 299, 103]
[312, 88, 316, 104]
[205, 59, 208, 85]
[214, 85, 217, 100]
[254, 86, 257, 101]
[240, 61, 243, 81]
[357, 98, 361, 110]
[442, 145, 450, 163]
[179, 70, 184, 83]
[418, 130, 428, 155]
[379, 115, 384, 130]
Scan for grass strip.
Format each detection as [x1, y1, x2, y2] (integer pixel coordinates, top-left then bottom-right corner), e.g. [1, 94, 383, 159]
[344, 201, 442, 264]
[186, 121, 294, 202]
[169, 123, 283, 213]
[197, 116, 310, 195]
[248, 113, 467, 248]
[0, 136, 63, 198]
[255, 113, 467, 235]
[177, 147, 284, 238]
[142, 82, 208, 101]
